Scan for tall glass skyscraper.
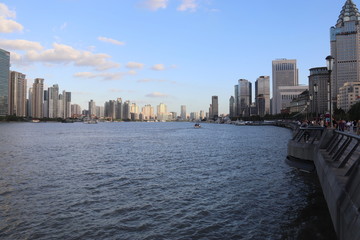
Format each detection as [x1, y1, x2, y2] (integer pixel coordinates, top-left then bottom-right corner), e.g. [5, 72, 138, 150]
[330, 0, 360, 107]
[0, 48, 10, 116]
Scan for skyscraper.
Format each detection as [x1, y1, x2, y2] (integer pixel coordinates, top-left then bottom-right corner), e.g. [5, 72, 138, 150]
[211, 96, 218, 119]
[255, 76, 270, 117]
[0, 48, 10, 116]
[31, 78, 44, 118]
[237, 79, 252, 117]
[330, 0, 360, 107]
[88, 99, 96, 117]
[9, 71, 27, 117]
[272, 59, 298, 114]
[180, 105, 186, 120]
[229, 96, 235, 118]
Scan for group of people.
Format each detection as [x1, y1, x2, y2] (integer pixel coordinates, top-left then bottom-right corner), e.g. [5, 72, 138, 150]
[299, 119, 360, 135]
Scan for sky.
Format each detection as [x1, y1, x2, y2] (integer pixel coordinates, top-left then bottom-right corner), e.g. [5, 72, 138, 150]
[0, 0, 349, 115]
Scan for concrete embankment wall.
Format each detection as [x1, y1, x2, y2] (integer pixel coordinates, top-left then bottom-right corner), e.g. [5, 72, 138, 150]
[313, 130, 360, 240]
[289, 129, 360, 240]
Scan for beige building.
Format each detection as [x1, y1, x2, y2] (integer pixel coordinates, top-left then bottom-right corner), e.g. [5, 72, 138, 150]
[330, 0, 360, 107]
[9, 71, 27, 117]
[31, 78, 44, 118]
[337, 82, 360, 111]
[276, 85, 308, 112]
[272, 59, 298, 114]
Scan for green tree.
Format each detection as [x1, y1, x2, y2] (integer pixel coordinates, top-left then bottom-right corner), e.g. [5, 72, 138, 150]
[348, 102, 360, 120]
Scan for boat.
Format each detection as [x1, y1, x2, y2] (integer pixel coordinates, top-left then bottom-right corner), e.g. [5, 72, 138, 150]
[31, 119, 40, 123]
[194, 123, 201, 128]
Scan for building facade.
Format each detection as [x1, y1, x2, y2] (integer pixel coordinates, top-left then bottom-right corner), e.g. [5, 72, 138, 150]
[180, 105, 186, 120]
[31, 78, 44, 118]
[237, 79, 252, 117]
[211, 96, 218, 119]
[330, 0, 360, 108]
[9, 71, 27, 117]
[338, 82, 360, 111]
[308, 67, 330, 116]
[255, 76, 270, 117]
[272, 59, 298, 114]
[276, 85, 308, 113]
[0, 48, 10, 116]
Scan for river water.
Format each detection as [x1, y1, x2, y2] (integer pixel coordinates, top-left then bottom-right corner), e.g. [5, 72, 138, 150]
[0, 122, 336, 240]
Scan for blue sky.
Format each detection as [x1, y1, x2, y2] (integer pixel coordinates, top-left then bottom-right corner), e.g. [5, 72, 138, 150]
[0, 0, 348, 114]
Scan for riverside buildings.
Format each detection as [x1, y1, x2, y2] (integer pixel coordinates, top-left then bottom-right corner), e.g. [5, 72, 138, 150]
[330, 0, 360, 109]
[9, 71, 27, 117]
[272, 59, 299, 114]
[211, 96, 219, 119]
[235, 79, 252, 117]
[255, 76, 270, 117]
[0, 48, 10, 116]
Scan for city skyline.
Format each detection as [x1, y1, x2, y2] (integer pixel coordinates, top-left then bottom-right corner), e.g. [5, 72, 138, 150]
[0, 0, 347, 114]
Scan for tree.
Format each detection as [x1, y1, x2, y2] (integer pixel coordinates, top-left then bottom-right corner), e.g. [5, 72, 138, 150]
[348, 102, 360, 120]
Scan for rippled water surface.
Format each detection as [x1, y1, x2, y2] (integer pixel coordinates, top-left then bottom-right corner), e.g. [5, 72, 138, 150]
[0, 122, 335, 239]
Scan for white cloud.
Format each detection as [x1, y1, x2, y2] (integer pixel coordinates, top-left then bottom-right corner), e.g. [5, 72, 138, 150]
[98, 36, 125, 46]
[0, 39, 43, 51]
[74, 71, 134, 81]
[126, 61, 144, 69]
[177, 0, 198, 12]
[142, 0, 168, 11]
[146, 92, 169, 98]
[0, 4, 23, 33]
[0, 3, 16, 18]
[151, 63, 165, 71]
[23, 43, 120, 71]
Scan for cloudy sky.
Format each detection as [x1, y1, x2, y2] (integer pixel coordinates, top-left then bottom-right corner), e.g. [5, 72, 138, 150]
[0, 0, 348, 114]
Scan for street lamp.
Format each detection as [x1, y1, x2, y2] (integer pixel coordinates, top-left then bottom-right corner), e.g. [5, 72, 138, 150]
[313, 83, 318, 120]
[326, 55, 334, 128]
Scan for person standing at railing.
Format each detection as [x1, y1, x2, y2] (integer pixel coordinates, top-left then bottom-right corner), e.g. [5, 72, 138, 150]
[353, 120, 357, 133]
[357, 120, 360, 136]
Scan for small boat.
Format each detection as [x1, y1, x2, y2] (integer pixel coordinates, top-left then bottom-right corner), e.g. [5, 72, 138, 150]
[32, 119, 40, 123]
[194, 123, 201, 128]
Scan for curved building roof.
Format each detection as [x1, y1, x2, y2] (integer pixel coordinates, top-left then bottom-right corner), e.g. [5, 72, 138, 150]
[336, 0, 360, 27]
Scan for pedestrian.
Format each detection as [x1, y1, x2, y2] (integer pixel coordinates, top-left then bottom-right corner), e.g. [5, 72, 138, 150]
[357, 120, 360, 135]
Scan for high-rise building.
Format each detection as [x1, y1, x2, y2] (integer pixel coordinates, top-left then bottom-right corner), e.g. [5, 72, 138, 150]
[46, 84, 59, 118]
[211, 96, 218, 119]
[71, 104, 82, 117]
[0, 48, 10, 116]
[308, 67, 329, 116]
[180, 105, 186, 120]
[62, 91, 71, 119]
[9, 71, 27, 117]
[116, 98, 122, 120]
[272, 59, 298, 114]
[229, 96, 235, 118]
[88, 99, 96, 117]
[157, 103, 168, 121]
[123, 100, 131, 120]
[255, 76, 270, 117]
[330, 0, 360, 108]
[142, 104, 154, 120]
[237, 79, 252, 117]
[30, 78, 44, 118]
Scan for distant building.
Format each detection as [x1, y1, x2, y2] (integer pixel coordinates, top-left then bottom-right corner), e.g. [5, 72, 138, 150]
[272, 59, 298, 114]
[255, 76, 270, 117]
[157, 103, 168, 121]
[229, 96, 235, 118]
[88, 99, 96, 118]
[237, 79, 252, 117]
[276, 85, 308, 112]
[180, 105, 186, 120]
[142, 104, 155, 120]
[338, 82, 360, 111]
[9, 71, 27, 117]
[71, 104, 82, 117]
[31, 78, 44, 118]
[123, 100, 131, 120]
[289, 90, 310, 114]
[211, 96, 218, 119]
[0, 48, 10, 116]
[330, 0, 360, 108]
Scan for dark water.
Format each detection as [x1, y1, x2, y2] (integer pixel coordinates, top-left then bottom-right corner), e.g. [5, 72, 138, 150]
[0, 122, 336, 240]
